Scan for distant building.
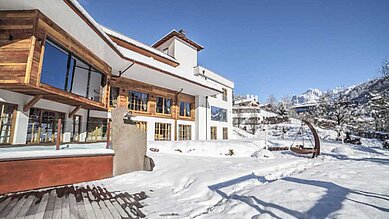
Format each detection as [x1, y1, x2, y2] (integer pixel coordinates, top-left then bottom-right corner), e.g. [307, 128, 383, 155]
[290, 103, 318, 115]
[232, 95, 262, 133]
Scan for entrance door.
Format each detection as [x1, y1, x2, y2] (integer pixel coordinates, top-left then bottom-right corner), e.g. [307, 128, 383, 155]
[71, 115, 81, 142]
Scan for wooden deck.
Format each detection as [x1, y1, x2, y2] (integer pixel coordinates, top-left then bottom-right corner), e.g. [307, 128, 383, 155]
[0, 184, 147, 218]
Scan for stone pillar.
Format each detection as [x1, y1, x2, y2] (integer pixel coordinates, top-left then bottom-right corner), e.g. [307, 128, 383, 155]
[111, 107, 153, 176]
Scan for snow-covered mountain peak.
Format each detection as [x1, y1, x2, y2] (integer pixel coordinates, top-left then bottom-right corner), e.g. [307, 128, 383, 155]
[291, 88, 323, 105]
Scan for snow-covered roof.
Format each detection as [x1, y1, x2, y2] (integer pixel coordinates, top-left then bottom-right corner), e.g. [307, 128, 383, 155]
[101, 25, 179, 65]
[152, 29, 204, 51]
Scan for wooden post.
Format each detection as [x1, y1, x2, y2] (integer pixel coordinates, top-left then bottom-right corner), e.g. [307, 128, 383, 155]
[106, 120, 111, 149]
[56, 119, 61, 150]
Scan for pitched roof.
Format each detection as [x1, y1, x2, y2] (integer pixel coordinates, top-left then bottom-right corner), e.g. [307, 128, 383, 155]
[101, 26, 179, 67]
[152, 30, 204, 51]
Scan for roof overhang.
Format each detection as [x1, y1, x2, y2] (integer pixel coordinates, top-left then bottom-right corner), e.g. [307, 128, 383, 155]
[152, 30, 204, 51]
[118, 62, 222, 96]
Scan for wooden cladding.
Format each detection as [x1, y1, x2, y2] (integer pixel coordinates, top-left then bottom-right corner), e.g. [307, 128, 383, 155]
[110, 77, 196, 121]
[0, 10, 111, 110]
[0, 11, 37, 84]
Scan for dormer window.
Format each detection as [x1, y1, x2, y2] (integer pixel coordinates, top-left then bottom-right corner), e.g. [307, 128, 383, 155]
[163, 48, 168, 55]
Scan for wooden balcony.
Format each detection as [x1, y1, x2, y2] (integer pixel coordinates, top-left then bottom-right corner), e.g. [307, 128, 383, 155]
[0, 10, 111, 111]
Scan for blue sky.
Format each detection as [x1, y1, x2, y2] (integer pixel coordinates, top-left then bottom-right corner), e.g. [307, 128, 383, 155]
[79, 0, 389, 102]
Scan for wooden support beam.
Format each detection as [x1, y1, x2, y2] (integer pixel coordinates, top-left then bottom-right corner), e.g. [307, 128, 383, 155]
[106, 120, 111, 149]
[68, 105, 82, 118]
[23, 95, 43, 112]
[56, 118, 62, 150]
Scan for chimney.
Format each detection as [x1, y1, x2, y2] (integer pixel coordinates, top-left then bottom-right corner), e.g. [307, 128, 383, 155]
[178, 29, 186, 36]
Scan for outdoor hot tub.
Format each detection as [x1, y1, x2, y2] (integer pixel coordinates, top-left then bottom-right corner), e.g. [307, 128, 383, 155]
[0, 143, 114, 194]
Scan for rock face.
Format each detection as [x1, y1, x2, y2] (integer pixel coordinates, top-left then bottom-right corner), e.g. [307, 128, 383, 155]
[291, 89, 323, 105]
[111, 107, 154, 176]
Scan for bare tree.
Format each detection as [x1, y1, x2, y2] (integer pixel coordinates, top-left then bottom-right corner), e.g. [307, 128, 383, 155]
[378, 58, 389, 78]
[281, 94, 292, 108]
[277, 102, 289, 117]
[267, 94, 277, 106]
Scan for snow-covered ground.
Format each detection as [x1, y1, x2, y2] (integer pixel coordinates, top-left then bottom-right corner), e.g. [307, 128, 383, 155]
[86, 124, 389, 219]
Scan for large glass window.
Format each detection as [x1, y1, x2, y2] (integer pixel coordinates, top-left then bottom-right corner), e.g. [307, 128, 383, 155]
[179, 125, 191, 140]
[156, 97, 172, 114]
[155, 123, 171, 141]
[211, 106, 227, 122]
[40, 41, 69, 90]
[40, 40, 105, 102]
[0, 103, 17, 144]
[179, 102, 191, 117]
[26, 108, 65, 144]
[128, 91, 148, 111]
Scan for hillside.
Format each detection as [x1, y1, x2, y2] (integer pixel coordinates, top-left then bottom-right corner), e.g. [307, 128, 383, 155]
[291, 76, 389, 106]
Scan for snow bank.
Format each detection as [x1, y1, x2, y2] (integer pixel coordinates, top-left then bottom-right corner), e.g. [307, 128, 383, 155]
[251, 149, 274, 159]
[331, 146, 354, 156]
[148, 139, 264, 157]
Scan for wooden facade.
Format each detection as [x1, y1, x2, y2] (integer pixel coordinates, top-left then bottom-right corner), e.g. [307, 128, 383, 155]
[110, 77, 196, 121]
[0, 10, 111, 110]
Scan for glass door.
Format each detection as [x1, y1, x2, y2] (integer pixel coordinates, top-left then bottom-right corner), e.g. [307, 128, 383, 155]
[0, 103, 17, 144]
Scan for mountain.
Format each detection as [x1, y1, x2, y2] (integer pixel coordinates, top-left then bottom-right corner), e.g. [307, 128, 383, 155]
[291, 88, 323, 106]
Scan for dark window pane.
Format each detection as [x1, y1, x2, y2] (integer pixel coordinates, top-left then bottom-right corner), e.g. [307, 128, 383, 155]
[164, 99, 171, 114]
[186, 103, 191, 117]
[40, 41, 68, 89]
[179, 102, 185, 116]
[156, 97, 163, 113]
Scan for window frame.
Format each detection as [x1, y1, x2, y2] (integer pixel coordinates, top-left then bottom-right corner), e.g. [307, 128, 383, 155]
[179, 124, 192, 140]
[223, 127, 228, 140]
[135, 121, 147, 133]
[154, 122, 171, 141]
[211, 126, 217, 140]
[128, 90, 149, 112]
[179, 101, 192, 118]
[156, 96, 172, 115]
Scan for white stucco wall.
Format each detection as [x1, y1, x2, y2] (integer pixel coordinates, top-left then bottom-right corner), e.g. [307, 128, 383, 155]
[129, 115, 195, 141]
[207, 86, 233, 140]
[173, 38, 198, 75]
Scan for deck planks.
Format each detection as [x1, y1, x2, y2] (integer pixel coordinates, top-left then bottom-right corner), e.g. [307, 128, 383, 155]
[0, 185, 146, 218]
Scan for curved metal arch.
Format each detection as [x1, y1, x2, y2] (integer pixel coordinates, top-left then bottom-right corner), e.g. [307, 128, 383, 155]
[301, 119, 321, 158]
